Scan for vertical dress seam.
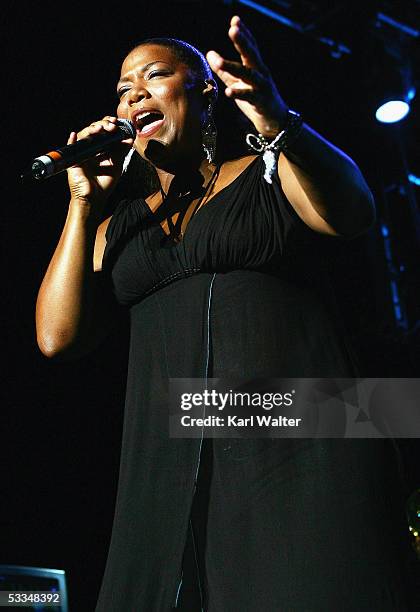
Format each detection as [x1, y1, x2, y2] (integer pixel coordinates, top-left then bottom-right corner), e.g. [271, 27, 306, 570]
[173, 272, 217, 610]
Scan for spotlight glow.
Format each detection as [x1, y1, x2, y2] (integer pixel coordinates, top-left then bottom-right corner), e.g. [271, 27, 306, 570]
[408, 174, 420, 186]
[376, 100, 410, 123]
[407, 87, 416, 101]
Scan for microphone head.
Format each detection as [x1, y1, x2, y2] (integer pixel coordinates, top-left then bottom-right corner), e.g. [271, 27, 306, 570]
[116, 118, 136, 139]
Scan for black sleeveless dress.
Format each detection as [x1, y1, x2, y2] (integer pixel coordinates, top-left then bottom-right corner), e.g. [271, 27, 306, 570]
[95, 154, 415, 611]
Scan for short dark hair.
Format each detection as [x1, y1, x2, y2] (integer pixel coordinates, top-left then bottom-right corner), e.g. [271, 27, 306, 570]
[111, 37, 254, 203]
[134, 37, 218, 102]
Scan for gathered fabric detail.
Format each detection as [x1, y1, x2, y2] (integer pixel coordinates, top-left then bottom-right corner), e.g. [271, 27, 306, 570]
[143, 267, 202, 298]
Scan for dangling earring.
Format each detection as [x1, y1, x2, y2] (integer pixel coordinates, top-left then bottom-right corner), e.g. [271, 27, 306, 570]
[202, 103, 217, 164]
[122, 146, 135, 174]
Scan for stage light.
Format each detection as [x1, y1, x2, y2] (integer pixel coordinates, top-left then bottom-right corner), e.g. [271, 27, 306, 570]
[408, 174, 420, 186]
[407, 87, 416, 101]
[373, 51, 415, 123]
[375, 100, 410, 123]
[375, 83, 415, 124]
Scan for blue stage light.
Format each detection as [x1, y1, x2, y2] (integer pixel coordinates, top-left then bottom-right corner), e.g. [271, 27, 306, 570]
[408, 174, 420, 186]
[407, 87, 416, 101]
[375, 100, 410, 123]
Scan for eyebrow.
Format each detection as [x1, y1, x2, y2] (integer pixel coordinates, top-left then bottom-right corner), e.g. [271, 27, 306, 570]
[117, 61, 171, 88]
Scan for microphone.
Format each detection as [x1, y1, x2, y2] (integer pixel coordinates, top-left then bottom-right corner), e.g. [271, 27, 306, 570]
[20, 118, 136, 181]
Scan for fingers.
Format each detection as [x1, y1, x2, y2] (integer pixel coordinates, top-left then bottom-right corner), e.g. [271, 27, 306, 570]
[67, 131, 77, 145]
[229, 15, 266, 71]
[88, 116, 119, 134]
[206, 52, 265, 88]
[206, 14, 269, 96]
[225, 84, 259, 104]
[74, 116, 119, 140]
[67, 115, 134, 174]
[69, 116, 133, 147]
[101, 116, 135, 145]
[206, 51, 236, 87]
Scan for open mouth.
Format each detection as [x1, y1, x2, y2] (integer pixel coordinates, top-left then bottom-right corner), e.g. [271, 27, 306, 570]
[134, 111, 165, 136]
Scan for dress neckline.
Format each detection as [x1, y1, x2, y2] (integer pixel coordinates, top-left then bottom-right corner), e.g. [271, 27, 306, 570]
[140, 155, 260, 245]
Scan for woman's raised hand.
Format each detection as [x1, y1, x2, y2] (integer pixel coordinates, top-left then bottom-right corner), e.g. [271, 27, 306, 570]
[206, 15, 288, 138]
[66, 116, 134, 208]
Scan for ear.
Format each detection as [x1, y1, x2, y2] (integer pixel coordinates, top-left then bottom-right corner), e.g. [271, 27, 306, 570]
[202, 78, 218, 107]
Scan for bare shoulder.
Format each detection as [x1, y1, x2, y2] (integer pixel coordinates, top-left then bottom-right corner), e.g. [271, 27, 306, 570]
[219, 155, 258, 183]
[93, 216, 112, 272]
[222, 154, 259, 169]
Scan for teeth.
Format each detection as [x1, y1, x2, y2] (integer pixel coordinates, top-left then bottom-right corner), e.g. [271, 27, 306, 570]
[135, 112, 150, 127]
[134, 110, 163, 131]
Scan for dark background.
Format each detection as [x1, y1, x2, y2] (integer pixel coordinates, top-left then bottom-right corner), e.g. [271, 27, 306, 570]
[2, 1, 420, 610]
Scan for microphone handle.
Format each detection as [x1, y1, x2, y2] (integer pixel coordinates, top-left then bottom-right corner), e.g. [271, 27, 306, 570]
[21, 119, 135, 181]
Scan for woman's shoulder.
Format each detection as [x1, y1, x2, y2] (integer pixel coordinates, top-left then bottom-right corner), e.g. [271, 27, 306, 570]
[217, 154, 259, 190]
[221, 154, 259, 175]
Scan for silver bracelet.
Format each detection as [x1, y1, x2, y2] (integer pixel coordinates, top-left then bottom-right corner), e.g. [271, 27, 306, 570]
[246, 109, 303, 184]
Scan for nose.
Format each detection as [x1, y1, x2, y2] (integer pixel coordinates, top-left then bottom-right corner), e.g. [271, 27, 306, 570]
[127, 85, 150, 106]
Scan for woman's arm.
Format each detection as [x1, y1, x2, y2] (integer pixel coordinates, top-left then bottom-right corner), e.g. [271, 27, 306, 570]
[207, 15, 375, 239]
[35, 116, 132, 360]
[277, 123, 375, 238]
[36, 205, 114, 359]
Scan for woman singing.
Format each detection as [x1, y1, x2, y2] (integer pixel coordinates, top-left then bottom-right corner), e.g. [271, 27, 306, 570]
[36, 14, 415, 611]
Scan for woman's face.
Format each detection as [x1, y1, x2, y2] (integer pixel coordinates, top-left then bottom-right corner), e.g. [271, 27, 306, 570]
[117, 44, 207, 167]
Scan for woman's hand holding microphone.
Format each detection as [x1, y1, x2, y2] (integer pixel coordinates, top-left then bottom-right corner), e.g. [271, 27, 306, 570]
[67, 115, 134, 213]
